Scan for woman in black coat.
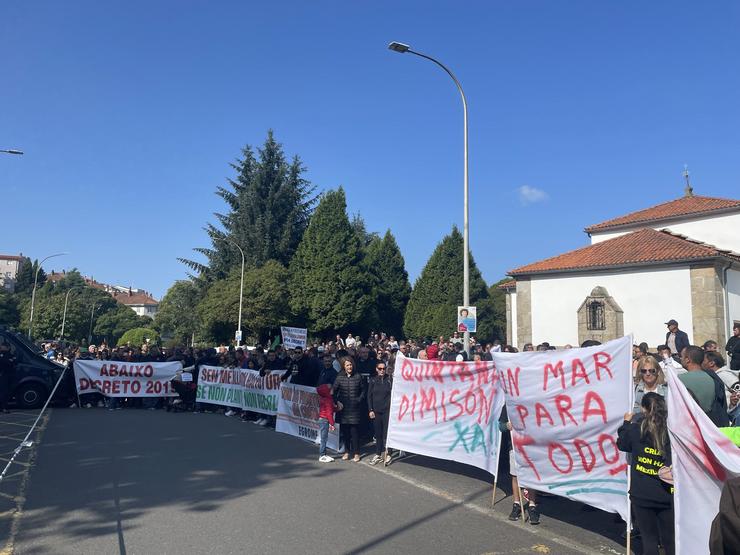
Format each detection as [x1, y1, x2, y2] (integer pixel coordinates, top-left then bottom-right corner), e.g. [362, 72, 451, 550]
[333, 357, 367, 461]
[367, 360, 393, 465]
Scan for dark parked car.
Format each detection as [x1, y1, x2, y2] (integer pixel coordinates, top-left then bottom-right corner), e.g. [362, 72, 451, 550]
[0, 328, 67, 409]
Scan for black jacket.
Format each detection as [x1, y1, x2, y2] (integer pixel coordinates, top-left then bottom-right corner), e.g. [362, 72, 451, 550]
[727, 336, 740, 371]
[333, 371, 367, 425]
[617, 418, 673, 508]
[367, 374, 392, 414]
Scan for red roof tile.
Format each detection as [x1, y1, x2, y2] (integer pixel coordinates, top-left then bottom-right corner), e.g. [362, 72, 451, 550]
[0, 254, 25, 261]
[509, 228, 740, 276]
[116, 292, 158, 305]
[585, 195, 740, 233]
[497, 280, 516, 290]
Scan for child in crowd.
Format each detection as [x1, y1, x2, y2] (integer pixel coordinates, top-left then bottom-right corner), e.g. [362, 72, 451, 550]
[316, 383, 337, 462]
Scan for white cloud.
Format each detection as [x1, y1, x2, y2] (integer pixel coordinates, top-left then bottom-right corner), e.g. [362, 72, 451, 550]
[518, 185, 548, 205]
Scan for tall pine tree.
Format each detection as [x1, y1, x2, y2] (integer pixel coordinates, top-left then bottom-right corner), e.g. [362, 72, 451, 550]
[289, 188, 373, 336]
[403, 226, 489, 339]
[365, 230, 411, 338]
[180, 130, 317, 279]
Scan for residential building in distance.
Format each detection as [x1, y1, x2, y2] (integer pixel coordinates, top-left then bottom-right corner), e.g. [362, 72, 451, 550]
[0, 254, 25, 292]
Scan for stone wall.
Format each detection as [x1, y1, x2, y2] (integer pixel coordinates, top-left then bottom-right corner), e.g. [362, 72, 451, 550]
[690, 264, 727, 347]
[516, 278, 532, 347]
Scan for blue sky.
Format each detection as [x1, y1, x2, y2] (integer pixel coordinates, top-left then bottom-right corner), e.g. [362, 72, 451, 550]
[2, 1, 739, 298]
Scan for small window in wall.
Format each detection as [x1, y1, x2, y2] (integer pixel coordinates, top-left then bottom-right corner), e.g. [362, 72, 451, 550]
[587, 301, 605, 330]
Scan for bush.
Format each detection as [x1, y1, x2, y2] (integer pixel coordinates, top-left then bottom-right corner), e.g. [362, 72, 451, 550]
[117, 327, 160, 347]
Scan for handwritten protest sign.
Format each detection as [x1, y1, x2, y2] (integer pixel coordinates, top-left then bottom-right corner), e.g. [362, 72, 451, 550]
[386, 354, 505, 475]
[276, 382, 340, 451]
[196, 366, 281, 415]
[281, 326, 307, 349]
[492, 336, 632, 519]
[74, 360, 182, 397]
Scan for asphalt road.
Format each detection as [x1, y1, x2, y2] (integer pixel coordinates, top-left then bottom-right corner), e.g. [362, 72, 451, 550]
[0, 408, 630, 555]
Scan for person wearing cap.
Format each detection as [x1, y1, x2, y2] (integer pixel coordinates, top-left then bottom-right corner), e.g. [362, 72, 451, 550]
[664, 319, 689, 359]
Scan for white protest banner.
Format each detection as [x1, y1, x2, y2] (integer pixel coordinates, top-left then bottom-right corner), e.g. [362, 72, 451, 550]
[492, 336, 632, 520]
[386, 353, 505, 475]
[276, 382, 340, 451]
[665, 367, 740, 555]
[74, 360, 182, 397]
[196, 366, 281, 415]
[281, 326, 307, 349]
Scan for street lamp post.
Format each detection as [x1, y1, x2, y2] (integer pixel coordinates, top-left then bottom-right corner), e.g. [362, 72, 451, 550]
[88, 303, 97, 344]
[28, 252, 68, 340]
[388, 41, 471, 356]
[228, 240, 245, 346]
[60, 287, 80, 340]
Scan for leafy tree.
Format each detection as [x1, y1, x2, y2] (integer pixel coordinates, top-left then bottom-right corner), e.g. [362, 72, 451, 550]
[196, 272, 240, 343]
[118, 327, 160, 347]
[180, 130, 317, 278]
[289, 188, 373, 337]
[0, 289, 20, 329]
[474, 278, 509, 343]
[154, 280, 202, 345]
[350, 213, 379, 247]
[14, 257, 45, 296]
[365, 230, 411, 337]
[240, 260, 291, 343]
[403, 226, 489, 340]
[94, 305, 145, 345]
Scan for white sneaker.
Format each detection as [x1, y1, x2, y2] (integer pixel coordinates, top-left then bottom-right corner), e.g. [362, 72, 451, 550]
[255, 418, 267, 426]
[258, 418, 270, 426]
[319, 455, 334, 463]
[224, 410, 235, 417]
[85, 403, 93, 409]
[369, 455, 382, 465]
[69, 403, 77, 408]
[385, 454, 392, 465]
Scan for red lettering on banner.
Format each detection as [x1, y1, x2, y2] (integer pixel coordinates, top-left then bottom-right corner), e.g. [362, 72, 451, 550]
[543, 361, 565, 391]
[535, 403, 555, 427]
[440, 390, 447, 421]
[515, 404, 529, 429]
[583, 391, 608, 424]
[100, 364, 109, 376]
[79, 378, 90, 391]
[505, 367, 520, 397]
[131, 381, 141, 394]
[574, 438, 596, 472]
[401, 358, 415, 381]
[144, 365, 153, 377]
[593, 352, 613, 380]
[111, 381, 121, 395]
[102, 381, 111, 394]
[598, 433, 620, 464]
[512, 433, 541, 481]
[555, 395, 578, 426]
[449, 390, 464, 420]
[109, 364, 119, 377]
[570, 358, 590, 387]
[419, 387, 438, 423]
[548, 442, 574, 474]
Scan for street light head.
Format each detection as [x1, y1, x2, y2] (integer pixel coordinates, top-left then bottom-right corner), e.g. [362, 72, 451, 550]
[388, 41, 410, 53]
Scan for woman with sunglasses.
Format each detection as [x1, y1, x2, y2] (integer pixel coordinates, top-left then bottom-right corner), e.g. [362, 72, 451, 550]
[634, 356, 667, 412]
[367, 361, 393, 465]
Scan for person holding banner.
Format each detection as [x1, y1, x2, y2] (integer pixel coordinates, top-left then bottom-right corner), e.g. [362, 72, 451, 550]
[367, 360, 392, 465]
[617, 393, 674, 555]
[499, 407, 540, 525]
[333, 358, 366, 462]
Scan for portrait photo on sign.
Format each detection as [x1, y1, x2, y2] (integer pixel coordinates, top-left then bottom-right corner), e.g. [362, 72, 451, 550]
[457, 306, 477, 333]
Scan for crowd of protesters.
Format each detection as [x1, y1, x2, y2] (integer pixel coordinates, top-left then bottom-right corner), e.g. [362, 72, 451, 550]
[4, 319, 740, 554]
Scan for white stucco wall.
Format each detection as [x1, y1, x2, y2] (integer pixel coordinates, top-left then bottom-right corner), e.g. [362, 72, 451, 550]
[510, 292, 518, 348]
[728, 268, 740, 328]
[529, 267, 693, 347]
[590, 211, 740, 253]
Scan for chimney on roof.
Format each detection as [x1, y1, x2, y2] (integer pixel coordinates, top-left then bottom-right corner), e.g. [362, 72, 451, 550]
[683, 165, 694, 197]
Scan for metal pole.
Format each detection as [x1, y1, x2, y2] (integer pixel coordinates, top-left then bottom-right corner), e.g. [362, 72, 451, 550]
[88, 303, 96, 344]
[28, 252, 67, 339]
[389, 44, 470, 356]
[60, 287, 79, 340]
[229, 240, 245, 346]
[0, 149, 24, 155]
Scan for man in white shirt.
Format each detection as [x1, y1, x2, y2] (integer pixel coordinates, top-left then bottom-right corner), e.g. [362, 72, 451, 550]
[658, 344, 686, 375]
[345, 333, 356, 349]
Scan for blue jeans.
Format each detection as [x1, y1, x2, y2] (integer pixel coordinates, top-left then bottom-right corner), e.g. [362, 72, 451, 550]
[318, 418, 330, 456]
